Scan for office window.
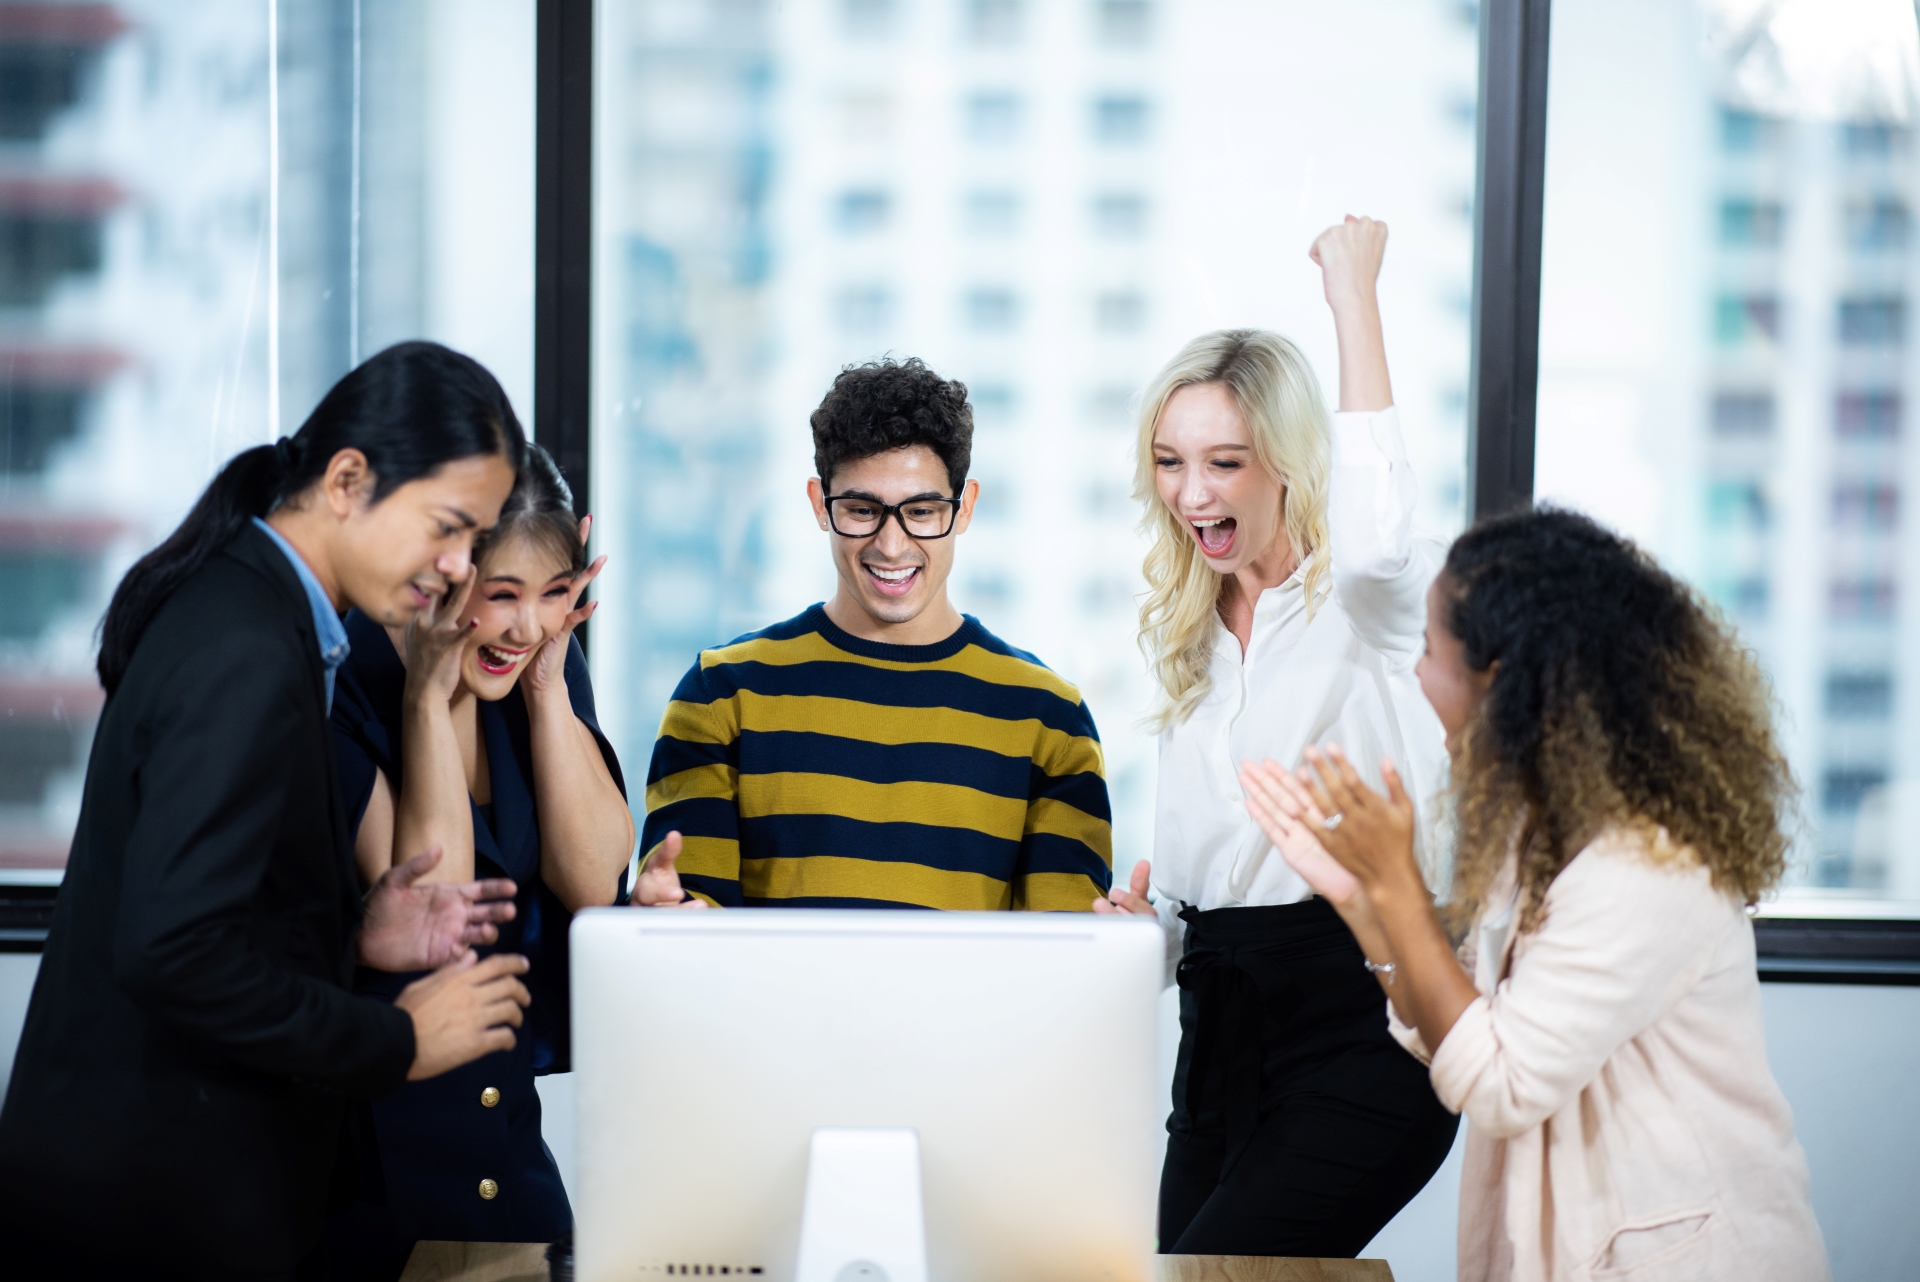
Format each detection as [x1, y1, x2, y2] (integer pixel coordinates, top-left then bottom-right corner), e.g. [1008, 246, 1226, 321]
[1707, 479, 1770, 530]
[1095, 290, 1147, 333]
[843, 0, 895, 40]
[965, 0, 1023, 47]
[1846, 197, 1910, 252]
[965, 91, 1023, 144]
[1092, 191, 1148, 238]
[1715, 293, 1780, 344]
[837, 285, 895, 333]
[1839, 297, 1904, 347]
[1719, 197, 1783, 248]
[1832, 483, 1898, 531]
[1838, 392, 1901, 438]
[0, 0, 535, 878]
[965, 287, 1019, 333]
[1095, 0, 1152, 47]
[971, 383, 1018, 425]
[1712, 391, 1775, 437]
[836, 189, 892, 235]
[1828, 671, 1895, 719]
[963, 188, 1022, 237]
[1536, 0, 1920, 908]
[1841, 121, 1904, 159]
[1087, 384, 1136, 429]
[1093, 94, 1150, 144]
[594, 0, 1481, 881]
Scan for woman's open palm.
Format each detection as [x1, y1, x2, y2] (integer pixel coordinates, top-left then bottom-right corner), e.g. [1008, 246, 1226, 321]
[526, 516, 606, 698]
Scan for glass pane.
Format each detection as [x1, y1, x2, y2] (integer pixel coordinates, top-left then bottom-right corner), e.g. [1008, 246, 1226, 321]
[0, 0, 533, 879]
[1536, 0, 1920, 915]
[590, 0, 1481, 875]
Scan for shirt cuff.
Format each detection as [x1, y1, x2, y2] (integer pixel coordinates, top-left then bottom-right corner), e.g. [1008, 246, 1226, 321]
[1426, 991, 1496, 1115]
[1387, 1002, 1433, 1065]
[1331, 404, 1407, 469]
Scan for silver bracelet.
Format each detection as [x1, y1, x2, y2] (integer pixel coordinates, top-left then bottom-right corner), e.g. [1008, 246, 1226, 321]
[1364, 958, 1397, 986]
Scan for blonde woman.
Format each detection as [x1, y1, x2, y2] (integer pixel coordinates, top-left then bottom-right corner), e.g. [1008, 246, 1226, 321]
[1094, 218, 1457, 1256]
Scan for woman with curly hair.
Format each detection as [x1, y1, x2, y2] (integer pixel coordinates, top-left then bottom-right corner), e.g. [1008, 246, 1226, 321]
[1241, 508, 1829, 1281]
[1094, 216, 1457, 1257]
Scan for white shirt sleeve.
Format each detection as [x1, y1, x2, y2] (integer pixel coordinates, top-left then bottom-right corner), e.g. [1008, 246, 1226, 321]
[1152, 889, 1186, 989]
[1328, 406, 1442, 661]
[1426, 840, 1733, 1138]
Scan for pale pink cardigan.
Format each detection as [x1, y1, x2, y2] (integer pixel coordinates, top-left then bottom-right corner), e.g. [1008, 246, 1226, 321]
[1391, 828, 1829, 1281]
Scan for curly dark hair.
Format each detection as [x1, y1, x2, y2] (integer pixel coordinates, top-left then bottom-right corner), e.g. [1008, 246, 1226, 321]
[811, 356, 972, 493]
[1442, 507, 1795, 934]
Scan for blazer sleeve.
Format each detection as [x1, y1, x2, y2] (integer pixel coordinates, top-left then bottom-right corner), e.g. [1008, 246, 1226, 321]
[1426, 837, 1731, 1137]
[1327, 406, 1444, 661]
[113, 622, 414, 1096]
[640, 657, 744, 906]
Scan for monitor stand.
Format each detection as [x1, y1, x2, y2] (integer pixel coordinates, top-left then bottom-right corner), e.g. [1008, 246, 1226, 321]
[794, 1127, 929, 1282]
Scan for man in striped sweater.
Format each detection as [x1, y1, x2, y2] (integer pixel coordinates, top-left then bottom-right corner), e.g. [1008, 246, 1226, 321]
[635, 357, 1113, 911]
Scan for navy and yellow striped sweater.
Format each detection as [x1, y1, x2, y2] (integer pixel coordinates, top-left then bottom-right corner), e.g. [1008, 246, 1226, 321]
[641, 604, 1113, 911]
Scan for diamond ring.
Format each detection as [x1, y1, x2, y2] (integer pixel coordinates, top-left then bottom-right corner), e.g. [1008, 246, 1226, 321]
[1322, 812, 1344, 831]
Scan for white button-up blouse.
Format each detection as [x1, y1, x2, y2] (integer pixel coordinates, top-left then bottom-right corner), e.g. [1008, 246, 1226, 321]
[1149, 405, 1450, 963]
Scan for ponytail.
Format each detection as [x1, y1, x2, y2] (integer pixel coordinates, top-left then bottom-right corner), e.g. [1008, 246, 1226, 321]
[97, 341, 526, 693]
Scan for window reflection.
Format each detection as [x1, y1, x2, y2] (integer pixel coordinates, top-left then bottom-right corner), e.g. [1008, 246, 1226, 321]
[0, 1, 533, 877]
[1538, 0, 1920, 907]
[593, 0, 1480, 878]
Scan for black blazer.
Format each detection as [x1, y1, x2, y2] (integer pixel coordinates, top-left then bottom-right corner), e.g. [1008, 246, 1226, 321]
[0, 525, 416, 1277]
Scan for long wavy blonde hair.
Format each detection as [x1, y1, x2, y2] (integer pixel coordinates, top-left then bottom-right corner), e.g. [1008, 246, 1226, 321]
[1134, 329, 1332, 729]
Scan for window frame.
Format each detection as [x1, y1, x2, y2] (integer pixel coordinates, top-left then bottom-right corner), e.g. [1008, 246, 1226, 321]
[11, 0, 1913, 980]
[1477, 0, 1920, 982]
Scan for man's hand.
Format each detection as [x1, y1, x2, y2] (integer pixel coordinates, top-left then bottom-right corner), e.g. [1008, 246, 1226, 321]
[630, 831, 708, 909]
[396, 950, 532, 1080]
[1092, 859, 1156, 917]
[359, 846, 519, 972]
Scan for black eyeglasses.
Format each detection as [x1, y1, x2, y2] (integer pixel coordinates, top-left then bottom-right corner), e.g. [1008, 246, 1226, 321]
[825, 493, 962, 540]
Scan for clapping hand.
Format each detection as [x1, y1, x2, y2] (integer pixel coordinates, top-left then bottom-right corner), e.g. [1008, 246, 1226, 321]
[1239, 758, 1365, 910]
[525, 515, 607, 700]
[1273, 745, 1421, 897]
[630, 831, 708, 909]
[359, 845, 520, 972]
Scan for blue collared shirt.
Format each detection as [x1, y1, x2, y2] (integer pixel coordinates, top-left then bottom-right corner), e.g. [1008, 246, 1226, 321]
[251, 516, 351, 712]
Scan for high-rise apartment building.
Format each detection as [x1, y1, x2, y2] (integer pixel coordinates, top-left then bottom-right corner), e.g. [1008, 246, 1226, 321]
[0, 0, 532, 874]
[1704, 107, 1916, 895]
[592, 0, 1479, 871]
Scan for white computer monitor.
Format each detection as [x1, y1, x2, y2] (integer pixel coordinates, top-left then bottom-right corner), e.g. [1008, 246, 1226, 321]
[570, 909, 1165, 1282]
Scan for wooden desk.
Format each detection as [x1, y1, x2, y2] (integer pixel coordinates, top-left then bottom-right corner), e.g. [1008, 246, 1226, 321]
[399, 1241, 1395, 1282]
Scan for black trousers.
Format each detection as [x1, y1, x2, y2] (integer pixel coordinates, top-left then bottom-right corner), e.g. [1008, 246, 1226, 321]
[1159, 898, 1459, 1258]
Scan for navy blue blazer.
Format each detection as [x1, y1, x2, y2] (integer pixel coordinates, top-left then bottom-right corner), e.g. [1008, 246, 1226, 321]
[325, 610, 625, 1264]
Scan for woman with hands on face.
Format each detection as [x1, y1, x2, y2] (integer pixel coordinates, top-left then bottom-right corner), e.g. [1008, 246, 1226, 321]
[1094, 217, 1457, 1259]
[1241, 509, 1828, 1282]
[323, 446, 637, 1277]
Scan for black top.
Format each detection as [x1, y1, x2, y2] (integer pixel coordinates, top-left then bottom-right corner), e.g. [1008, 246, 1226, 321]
[322, 612, 623, 1264]
[329, 609, 624, 1070]
[0, 524, 417, 1277]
